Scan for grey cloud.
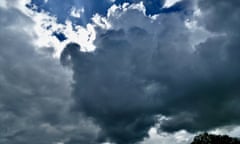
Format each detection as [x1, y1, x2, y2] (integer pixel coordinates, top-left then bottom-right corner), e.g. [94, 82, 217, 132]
[0, 7, 99, 144]
[61, 8, 196, 143]
[198, 0, 240, 33]
[159, 0, 240, 132]
[61, 1, 240, 144]
[1, 0, 240, 144]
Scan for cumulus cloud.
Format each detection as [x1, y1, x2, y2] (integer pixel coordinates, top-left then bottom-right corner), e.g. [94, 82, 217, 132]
[60, 2, 205, 144]
[23, 8, 96, 57]
[160, 0, 240, 132]
[0, 4, 100, 144]
[2, 0, 240, 144]
[60, 1, 240, 144]
[141, 128, 194, 144]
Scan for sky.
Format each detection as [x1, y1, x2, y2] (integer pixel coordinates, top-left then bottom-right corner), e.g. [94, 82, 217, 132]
[0, 0, 240, 144]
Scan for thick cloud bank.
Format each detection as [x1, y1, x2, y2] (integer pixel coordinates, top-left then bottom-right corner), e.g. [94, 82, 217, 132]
[0, 6, 100, 144]
[1, 0, 240, 144]
[60, 1, 240, 144]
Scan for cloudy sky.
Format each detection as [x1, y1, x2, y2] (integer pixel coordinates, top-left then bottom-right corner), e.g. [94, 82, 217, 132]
[1, 0, 240, 144]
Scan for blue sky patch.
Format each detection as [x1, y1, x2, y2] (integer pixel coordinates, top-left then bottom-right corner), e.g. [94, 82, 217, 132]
[26, 0, 187, 26]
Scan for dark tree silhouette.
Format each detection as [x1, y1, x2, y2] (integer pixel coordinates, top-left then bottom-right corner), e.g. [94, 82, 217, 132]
[191, 133, 240, 144]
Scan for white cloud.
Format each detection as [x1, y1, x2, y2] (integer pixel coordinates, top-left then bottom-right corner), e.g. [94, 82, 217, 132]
[140, 116, 194, 144]
[141, 116, 240, 144]
[70, 7, 84, 18]
[209, 125, 240, 138]
[2, 0, 95, 58]
[163, 0, 182, 8]
[141, 125, 240, 144]
[0, 0, 7, 9]
[16, 6, 95, 57]
[29, 10, 96, 57]
[92, 13, 112, 29]
[93, 2, 211, 51]
[32, 11, 95, 57]
[8, 0, 31, 14]
[141, 128, 194, 144]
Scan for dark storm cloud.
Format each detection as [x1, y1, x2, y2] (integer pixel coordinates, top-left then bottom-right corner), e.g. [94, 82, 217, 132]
[198, 0, 240, 33]
[60, 1, 240, 143]
[61, 42, 157, 144]
[161, 0, 240, 132]
[60, 6, 195, 143]
[0, 7, 99, 144]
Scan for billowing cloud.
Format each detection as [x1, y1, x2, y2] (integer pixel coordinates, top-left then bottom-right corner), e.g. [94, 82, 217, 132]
[0, 4, 100, 144]
[60, 1, 240, 144]
[160, 0, 240, 132]
[60, 2, 201, 144]
[1, 0, 240, 144]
